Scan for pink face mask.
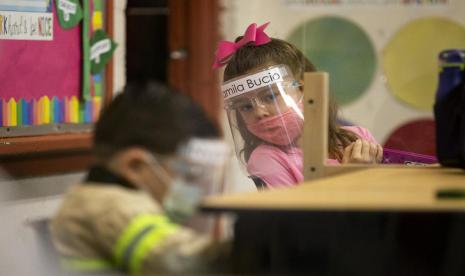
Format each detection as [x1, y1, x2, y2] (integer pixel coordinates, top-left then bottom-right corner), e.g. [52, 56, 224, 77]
[246, 107, 303, 146]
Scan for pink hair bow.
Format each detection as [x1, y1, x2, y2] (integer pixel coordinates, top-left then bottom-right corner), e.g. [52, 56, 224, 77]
[212, 22, 271, 69]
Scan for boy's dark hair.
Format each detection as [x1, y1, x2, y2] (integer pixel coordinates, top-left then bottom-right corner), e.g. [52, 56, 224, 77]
[94, 82, 219, 159]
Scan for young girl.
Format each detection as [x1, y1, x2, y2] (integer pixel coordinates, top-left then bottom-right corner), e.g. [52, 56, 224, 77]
[214, 23, 382, 188]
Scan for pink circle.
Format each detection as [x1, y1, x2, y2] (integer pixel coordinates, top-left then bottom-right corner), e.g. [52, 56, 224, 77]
[383, 119, 436, 156]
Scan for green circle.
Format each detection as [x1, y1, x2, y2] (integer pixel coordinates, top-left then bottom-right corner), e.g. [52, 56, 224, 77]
[383, 17, 465, 110]
[288, 16, 376, 105]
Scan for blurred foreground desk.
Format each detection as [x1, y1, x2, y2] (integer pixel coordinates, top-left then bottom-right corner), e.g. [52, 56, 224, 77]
[201, 167, 465, 276]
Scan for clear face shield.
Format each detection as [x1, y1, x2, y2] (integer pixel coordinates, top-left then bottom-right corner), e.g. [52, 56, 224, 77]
[160, 138, 230, 232]
[222, 65, 304, 176]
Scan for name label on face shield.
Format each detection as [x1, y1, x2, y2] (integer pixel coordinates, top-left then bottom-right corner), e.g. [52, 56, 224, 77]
[222, 67, 288, 100]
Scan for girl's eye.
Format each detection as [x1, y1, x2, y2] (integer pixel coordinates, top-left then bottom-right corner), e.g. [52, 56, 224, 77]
[262, 93, 277, 103]
[239, 103, 254, 113]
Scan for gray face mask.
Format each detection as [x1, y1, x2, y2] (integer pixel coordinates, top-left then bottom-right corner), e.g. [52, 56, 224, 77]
[162, 178, 203, 223]
[150, 139, 230, 223]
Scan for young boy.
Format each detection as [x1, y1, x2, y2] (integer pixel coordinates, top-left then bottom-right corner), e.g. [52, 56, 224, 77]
[50, 82, 230, 275]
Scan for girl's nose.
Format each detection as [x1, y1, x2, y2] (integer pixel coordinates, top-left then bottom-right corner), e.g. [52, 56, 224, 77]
[253, 102, 270, 119]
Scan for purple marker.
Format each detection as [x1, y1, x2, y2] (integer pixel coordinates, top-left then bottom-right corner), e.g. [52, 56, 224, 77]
[382, 148, 438, 165]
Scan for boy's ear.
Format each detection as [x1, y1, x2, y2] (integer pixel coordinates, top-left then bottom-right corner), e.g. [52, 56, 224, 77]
[107, 147, 170, 203]
[107, 147, 153, 188]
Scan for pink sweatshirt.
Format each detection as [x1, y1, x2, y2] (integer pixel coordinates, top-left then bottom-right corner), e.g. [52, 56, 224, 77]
[246, 126, 378, 188]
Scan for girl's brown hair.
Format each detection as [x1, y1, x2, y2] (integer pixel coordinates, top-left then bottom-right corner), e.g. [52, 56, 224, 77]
[224, 38, 358, 162]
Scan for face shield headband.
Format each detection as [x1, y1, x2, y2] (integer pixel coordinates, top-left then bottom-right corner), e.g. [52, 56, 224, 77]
[222, 65, 292, 101]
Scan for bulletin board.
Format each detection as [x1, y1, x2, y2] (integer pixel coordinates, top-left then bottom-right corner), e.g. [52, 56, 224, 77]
[0, 0, 116, 138]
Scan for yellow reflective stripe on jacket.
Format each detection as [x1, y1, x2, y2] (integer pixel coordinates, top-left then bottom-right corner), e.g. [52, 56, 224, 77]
[61, 257, 114, 271]
[129, 220, 178, 273]
[114, 214, 163, 266]
[113, 213, 178, 273]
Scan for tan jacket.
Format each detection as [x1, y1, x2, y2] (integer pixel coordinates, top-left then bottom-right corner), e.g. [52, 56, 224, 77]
[50, 183, 228, 275]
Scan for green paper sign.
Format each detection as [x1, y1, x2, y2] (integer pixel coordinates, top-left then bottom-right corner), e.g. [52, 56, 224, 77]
[55, 0, 83, 29]
[90, 30, 117, 74]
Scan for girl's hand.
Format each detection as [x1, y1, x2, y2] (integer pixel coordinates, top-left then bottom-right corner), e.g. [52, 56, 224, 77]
[342, 139, 383, 164]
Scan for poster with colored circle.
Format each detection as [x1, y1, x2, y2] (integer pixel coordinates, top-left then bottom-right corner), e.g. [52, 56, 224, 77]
[287, 16, 376, 105]
[383, 119, 436, 156]
[383, 17, 465, 110]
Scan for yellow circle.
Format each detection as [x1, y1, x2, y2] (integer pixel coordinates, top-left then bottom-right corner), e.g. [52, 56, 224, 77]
[383, 17, 465, 110]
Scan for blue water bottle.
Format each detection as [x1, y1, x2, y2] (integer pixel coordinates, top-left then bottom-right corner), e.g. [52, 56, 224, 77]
[434, 49, 465, 168]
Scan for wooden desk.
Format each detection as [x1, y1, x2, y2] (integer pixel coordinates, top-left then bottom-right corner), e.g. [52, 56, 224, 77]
[201, 167, 465, 275]
[203, 167, 465, 212]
